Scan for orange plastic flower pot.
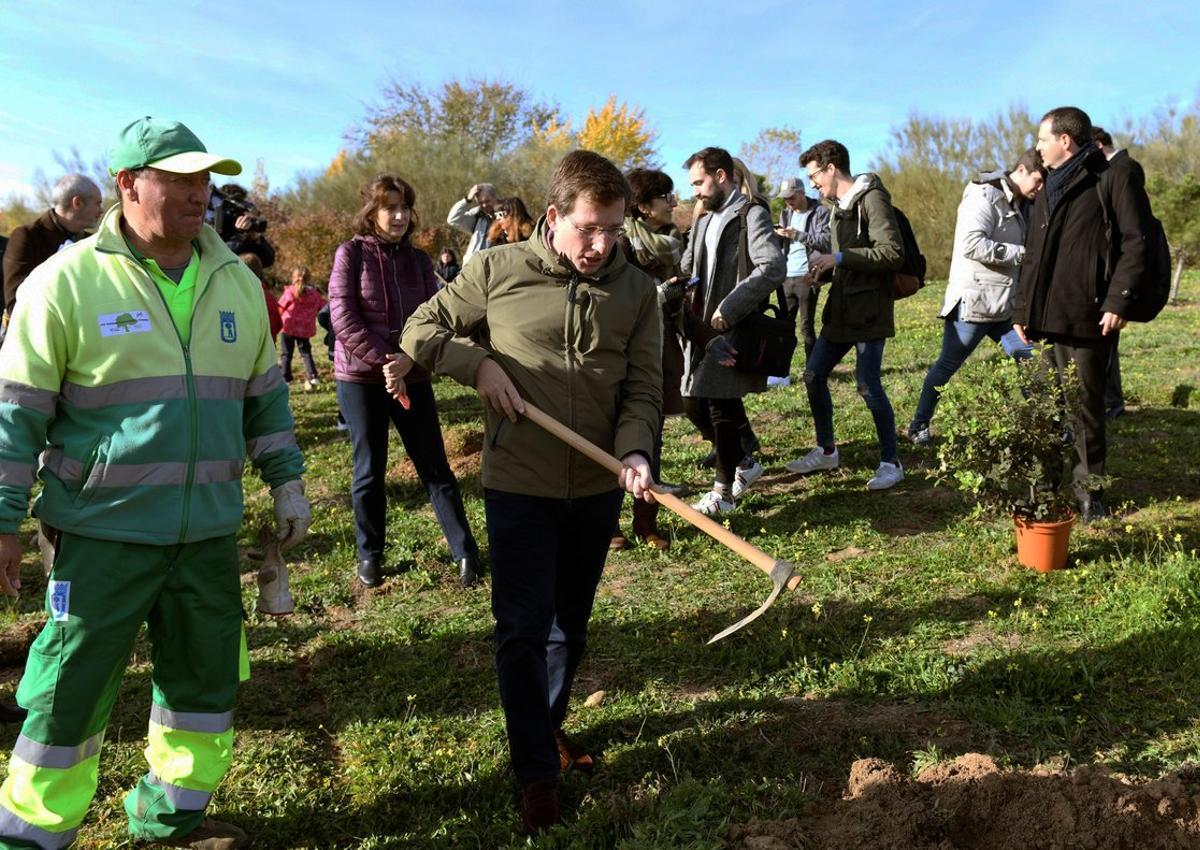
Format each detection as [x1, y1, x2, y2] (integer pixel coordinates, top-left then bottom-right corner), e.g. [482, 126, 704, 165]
[1013, 513, 1075, 572]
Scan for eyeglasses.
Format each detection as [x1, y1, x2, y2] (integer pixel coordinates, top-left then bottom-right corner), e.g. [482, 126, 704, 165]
[564, 214, 625, 241]
[654, 192, 678, 205]
[495, 209, 510, 219]
[806, 166, 828, 187]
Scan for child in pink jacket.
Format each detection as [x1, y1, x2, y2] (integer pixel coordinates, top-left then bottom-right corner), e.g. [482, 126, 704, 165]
[278, 267, 327, 387]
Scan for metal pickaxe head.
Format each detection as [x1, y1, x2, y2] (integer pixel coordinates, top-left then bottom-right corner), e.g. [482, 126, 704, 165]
[707, 559, 795, 644]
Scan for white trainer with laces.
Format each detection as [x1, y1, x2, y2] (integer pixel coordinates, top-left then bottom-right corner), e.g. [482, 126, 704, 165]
[692, 490, 735, 517]
[785, 447, 840, 474]
[867, 461, 904, 491]
[732, 457, 764, 498]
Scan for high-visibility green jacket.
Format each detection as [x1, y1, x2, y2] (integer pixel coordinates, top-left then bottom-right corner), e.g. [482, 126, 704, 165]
[0, 205, 304, 545]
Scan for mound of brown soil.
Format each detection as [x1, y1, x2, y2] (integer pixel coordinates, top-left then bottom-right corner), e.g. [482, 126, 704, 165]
[729, 754, 1200, 849]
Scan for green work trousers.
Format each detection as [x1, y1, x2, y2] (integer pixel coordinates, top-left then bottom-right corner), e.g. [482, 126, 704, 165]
[0, 532, 243, 849]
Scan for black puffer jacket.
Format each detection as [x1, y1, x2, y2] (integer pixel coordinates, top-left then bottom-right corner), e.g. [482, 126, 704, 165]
[1012, 148, 1155, 340]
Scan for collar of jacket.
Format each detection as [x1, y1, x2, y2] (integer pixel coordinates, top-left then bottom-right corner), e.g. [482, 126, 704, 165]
[358, 233, 412, 255]
[835, 173, 884, 210]
[524, 214, 629, 283]
[92, 204, 240, 283]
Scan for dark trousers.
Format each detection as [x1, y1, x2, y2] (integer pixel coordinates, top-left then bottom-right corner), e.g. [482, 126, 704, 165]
[1044, 338, 1113, 501]
[486, 487, 623, 783]
[279, 333, 318, 382]
[782, 276, 820, 360]
[336, 379, 479, 563]
[1105, 331, 1125, 414]
[684, 397, 752, 487]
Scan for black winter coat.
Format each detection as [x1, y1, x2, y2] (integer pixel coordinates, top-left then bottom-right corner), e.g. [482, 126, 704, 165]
[1012, 148, 1155, 340]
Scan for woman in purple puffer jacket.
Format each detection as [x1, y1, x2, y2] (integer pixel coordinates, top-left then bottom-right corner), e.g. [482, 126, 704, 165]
[330, 174, 481, 589]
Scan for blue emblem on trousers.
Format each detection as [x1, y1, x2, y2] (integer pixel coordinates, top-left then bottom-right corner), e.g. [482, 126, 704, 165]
[219, 310, 237, 343]
[49, 580, 70, 622]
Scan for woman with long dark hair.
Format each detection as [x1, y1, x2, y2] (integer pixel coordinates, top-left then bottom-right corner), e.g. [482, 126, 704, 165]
[329, 174, 482, 587]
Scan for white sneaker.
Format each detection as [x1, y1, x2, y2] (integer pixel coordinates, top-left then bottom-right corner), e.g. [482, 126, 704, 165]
[786, 447, 839, 474]
[867, 461, 904, 491]
[767, 375, 791, 388]
[307, 378, 321, 389]
[692, 490, 735, 517]
[732, 457, 764, 498]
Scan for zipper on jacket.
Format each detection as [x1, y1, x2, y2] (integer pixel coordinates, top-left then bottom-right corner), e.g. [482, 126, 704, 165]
[132, 256, 234, 543]
[564, 272, 580, 499]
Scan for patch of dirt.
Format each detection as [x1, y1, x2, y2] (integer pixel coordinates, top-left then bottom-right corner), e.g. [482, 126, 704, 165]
[777, 699, 973, 753]
[825, 545, 867, 562]
[942, 623, 1024, 657]
[729, 753, 1200, 849]
[0, 621, 41, 667]
[389, 428, 484, 481]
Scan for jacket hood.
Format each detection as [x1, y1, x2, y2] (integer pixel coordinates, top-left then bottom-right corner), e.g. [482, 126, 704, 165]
[524, 214, 629, 282]
[837, 172, 889, 210]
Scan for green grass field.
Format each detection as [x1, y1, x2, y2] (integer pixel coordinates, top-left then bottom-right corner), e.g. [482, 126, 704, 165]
[2, 274, 1198, 848]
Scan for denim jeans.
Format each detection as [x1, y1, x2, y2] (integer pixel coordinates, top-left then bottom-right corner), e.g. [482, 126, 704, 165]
[909, 303, 1033, 430]
[279, 333, 317, 382]
[804, 336, 897, 464]
[336, 379, 479, 563]
[485, 487, 623, 783]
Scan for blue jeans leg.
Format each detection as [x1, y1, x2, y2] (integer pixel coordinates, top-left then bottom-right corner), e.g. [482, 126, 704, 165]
[803, 336, 852, 450]
[487, 488, 622, 784]
[852, 340, 898, 464]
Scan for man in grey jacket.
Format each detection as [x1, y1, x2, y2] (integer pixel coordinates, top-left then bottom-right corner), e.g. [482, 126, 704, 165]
[679, 147, 786, 516]
[772, 177, 831, 378]
[907, 148, 1046, 445]
[446, 182, 498, 262]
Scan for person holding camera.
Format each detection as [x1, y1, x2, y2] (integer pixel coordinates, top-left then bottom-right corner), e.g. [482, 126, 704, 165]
[213, 183, 276, 268]
[446, 182, 498, 263]
[329, 174, 482, 589]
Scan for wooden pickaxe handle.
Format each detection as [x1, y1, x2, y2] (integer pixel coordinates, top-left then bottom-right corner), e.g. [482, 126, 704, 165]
[522, 403, 802, 591]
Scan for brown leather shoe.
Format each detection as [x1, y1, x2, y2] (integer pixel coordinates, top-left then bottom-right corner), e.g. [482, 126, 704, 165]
[554, 729, 596, 774]
[155, 818, 248, 849]
[520, 779, 560, 834]
[609, 533, 630, 550]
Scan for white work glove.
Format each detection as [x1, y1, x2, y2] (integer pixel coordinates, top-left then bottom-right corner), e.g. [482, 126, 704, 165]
[256, 526, 294, 616]
[37, 522, 57, 577]
[271, 479, 311, 551]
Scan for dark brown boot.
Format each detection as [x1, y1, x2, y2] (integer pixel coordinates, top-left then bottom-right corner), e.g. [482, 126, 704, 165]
[554, 729, 596, 774]
[520, 779, 560, 834]
[632, 498, 669, 551]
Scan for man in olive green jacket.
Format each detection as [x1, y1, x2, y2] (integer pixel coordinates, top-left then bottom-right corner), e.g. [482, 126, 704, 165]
[787, 139, 906, 491]
[394, 151, 661, 833]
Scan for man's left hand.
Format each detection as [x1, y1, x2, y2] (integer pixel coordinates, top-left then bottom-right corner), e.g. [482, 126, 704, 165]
[618, 452, 655, 503]
[711, 310, 729, 332]
[235, 213, 255, 232]
[808, 253, 836, 279]
[1099, 312, 1127, 335]
[272, 479, 312, 551]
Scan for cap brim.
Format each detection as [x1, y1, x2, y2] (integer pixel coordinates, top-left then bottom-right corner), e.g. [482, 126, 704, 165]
[148, 151, 242, 176]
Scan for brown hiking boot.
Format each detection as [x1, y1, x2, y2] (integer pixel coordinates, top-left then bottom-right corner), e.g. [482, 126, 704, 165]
[609, 532, 630, 550]
[520, 779, 560, 834]
[554, 729, 596, 774]
[154, 819, 248, 849]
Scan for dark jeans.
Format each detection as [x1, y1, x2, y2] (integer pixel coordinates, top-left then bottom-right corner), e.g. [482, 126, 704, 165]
[279, 333, 318, 382]
[336, 379, 479, 563]
[782, 276, 820, 360]
[684, 397, 752, 487]
[1044, 338, 1113, 501]
[1105, 331, 1124, 414]
[486, 487, 623, 783]
[804, 336, 898, 464]
[910, 304, 1033, 430]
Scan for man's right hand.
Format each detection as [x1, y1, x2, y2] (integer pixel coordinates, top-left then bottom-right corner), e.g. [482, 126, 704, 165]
[475, 358, 525, 423]
[0, 534, 22, 597]
[467, 184, 481, 202]
[1013, 323, 1030, 345]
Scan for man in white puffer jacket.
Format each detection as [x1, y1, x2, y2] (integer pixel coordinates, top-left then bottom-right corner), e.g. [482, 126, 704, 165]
[907, 148, 1047, 445]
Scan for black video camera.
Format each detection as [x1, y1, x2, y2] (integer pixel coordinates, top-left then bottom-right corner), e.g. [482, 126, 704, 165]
[210, 184, 267, 238]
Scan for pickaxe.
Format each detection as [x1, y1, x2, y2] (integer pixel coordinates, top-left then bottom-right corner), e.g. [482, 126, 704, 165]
[522, 403, 801, 643]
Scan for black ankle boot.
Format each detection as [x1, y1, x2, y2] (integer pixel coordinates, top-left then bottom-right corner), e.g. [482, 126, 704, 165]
[458, 555, 483, 588]
[357, 558, 382, 587]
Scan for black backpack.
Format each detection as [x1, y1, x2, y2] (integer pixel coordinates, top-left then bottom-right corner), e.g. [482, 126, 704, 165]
[1096, 183, 1172, 323]
[890, 206, 927, 299]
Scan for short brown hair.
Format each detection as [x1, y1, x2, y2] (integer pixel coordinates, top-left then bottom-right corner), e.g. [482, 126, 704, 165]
[626, 168, 673, 219]
[683, 147, 734, 180]
[1013, 147, 1047, 178]
[799, 140, 850, 174]
[353, 173, 420, 238]
[546, 150, 631, 216]
[239, 252, 264, 280]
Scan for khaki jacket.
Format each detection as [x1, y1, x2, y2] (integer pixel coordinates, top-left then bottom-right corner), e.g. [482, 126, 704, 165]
[401, 217, 662, 499]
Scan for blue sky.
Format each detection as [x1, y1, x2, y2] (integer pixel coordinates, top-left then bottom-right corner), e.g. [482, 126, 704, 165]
[2, 0, 1198, 203]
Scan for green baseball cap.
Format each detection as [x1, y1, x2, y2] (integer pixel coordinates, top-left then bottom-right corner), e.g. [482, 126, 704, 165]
[108, 117, 242, 176]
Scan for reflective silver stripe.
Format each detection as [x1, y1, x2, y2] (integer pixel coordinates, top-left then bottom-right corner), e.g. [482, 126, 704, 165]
[0, 805, 78, 850]
[40, 456, 242, 488]
[41, 449, 83, 483]
[245, 366, 283, 397]
[0, 379, 58, 416]
[0, 460, 37, 489]
[150, 705, 233, 734]
[145, 772, 212, 811]
[246, 431, 297, 460]
[12, 731, 104, 769]
[193, 376, 248, 401]
[61, 376, 187, 408]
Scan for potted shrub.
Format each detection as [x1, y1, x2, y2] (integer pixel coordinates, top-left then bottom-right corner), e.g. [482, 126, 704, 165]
[931, 352, 1097, 572]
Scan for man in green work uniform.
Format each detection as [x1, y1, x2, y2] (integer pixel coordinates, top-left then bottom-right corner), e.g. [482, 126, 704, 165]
[0, 117, 311, 850]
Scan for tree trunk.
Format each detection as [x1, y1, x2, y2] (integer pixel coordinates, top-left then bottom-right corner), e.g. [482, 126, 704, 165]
[1171, 252, 1186, 303]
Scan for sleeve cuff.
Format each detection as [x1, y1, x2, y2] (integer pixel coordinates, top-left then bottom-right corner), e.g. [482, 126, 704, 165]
[834, 252, 843, 265]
